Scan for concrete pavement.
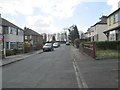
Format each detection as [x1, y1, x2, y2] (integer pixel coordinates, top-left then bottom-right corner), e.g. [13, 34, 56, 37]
[71, 46, 118, 88]
[0, 50, 43, 66]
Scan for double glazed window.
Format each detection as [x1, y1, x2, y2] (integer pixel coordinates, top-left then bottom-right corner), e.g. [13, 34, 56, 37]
[0, 26, 2, 34]
[10, 42, 17, 49]
[6, 42, 9, 49]
[18, 29, 23, 36]
[114, 13, 119, 23]
[18, 42, 23, 49]
[3, 26, 8, 34]
[9, 27, 17, 35]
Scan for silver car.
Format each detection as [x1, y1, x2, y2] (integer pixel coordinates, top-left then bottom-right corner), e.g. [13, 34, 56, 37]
[43, 43, 54, 52]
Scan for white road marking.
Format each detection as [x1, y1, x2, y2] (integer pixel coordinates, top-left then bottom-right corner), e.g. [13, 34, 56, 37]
[73, 58, 88, 89]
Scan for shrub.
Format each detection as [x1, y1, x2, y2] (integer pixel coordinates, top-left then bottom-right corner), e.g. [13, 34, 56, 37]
[6, 50, 14, 56]
[74, 38, 80, 48]
[13, 49, 23, 54]
[96, 41, 119, 50]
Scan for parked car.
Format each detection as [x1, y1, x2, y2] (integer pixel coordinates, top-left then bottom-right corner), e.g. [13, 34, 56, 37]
[43, 43, 54, 52]
[53, 42, 60, 48]
[66, 41, 70, 45]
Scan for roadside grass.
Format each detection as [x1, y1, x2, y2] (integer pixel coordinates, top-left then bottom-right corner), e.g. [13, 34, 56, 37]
[96, 50, 119, 60]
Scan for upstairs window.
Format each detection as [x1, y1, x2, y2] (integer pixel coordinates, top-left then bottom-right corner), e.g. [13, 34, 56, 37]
[3, 26, 8, 34]
[114, 13, 119, 23]
[9, 27, 17, 35]
[18, 29, 23, 36]
[0, 26, 2, 34]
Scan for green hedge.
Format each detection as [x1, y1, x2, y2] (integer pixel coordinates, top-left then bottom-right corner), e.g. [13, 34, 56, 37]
[96, 41, 120, 50]
[6, 50, 14, 56]
[6, 49, 23, 56]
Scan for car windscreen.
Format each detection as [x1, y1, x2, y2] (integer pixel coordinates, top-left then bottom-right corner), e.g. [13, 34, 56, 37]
[45, 43, 52, 46]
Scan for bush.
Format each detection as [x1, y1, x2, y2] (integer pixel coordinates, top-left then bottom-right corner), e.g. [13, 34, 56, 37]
[13, 49, 23, 55]
[6, 49, 23, 56]
[74, 38, 80, 48]
[96, 41, 119, 50]
[6, 50, 14, 56]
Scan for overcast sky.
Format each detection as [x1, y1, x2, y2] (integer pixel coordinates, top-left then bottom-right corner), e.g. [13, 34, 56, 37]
[0, 0, 119, 34]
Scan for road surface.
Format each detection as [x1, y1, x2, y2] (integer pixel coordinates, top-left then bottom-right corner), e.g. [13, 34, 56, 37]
[2, 44, 79, 88]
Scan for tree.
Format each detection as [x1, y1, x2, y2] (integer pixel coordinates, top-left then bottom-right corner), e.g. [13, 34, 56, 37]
[69, 25, 79, 45]
[74, 25, 79, 39]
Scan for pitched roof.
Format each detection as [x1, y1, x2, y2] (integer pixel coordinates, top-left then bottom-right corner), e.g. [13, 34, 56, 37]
[107, 8, 120, 17]
[93, 16, 107, 26]
[24, 27, 42, 36]
[2, 18, 23, 31]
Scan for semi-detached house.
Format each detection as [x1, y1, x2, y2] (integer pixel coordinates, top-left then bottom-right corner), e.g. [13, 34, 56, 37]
[104, 8, 120, 41]
[24, 27, 43, 52]
[85, 16, 107, 42]
[1, 17, 24, 57]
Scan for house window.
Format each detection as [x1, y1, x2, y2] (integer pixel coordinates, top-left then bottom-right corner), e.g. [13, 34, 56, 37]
[10, 27, 17, 35]
[114, 13, 119, 23]
[18, 42, 23, 49]
[25, 36, 27, 40]
[109, 31, 116, 41]
[6, 42, 9, 49]
[3, 26, 8, 34]
[18, 29, 23, 36]
[0, 26, 2, 34]
[10, 42, 17, 49]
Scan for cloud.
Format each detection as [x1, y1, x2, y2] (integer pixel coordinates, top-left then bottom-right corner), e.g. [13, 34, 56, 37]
[107, 0, 120, 11]
[1, 0, 119, 34]
[25, 15, 62, 34]
[0, 0, 83, 34]
[0, 0, 82, 34]
[0, 0, 34, 15]
[0, 0, 81, 18]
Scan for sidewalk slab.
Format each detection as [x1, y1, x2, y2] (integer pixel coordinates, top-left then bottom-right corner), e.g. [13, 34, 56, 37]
[71, 46, 118, 88]
[1, 50, 43, 66]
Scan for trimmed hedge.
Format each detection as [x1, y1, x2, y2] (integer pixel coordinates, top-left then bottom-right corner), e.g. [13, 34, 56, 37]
[96, 41, 120, 50]
[6, 49, 23, 56]
[6, 50, 14, 56]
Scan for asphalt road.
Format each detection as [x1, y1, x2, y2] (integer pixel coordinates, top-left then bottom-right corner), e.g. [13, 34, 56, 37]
[2, 44, 78, 88]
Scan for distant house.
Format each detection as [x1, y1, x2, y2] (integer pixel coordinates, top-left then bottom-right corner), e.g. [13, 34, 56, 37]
[84, 28, 91, 41]
[104, 8, 120, 41]
[85, 16, 107, 42]
[1, 17, 24, 57]
[93, 16, 107, 41]
[24, 27, 43, 51]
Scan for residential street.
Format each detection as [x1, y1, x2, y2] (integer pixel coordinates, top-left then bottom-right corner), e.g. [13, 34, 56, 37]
[2, 44, 78, 88]
[1, 1, 120, 89]
[2, 44, 118, 88]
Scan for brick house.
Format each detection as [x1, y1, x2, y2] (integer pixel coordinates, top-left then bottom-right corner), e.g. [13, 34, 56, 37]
[24, 27, 43, 52]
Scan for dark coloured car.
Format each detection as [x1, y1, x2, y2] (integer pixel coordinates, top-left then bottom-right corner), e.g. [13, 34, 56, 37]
[43, 43, 54, 52]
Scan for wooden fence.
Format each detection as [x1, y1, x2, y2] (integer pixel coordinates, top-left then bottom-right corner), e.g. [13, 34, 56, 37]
[79, 42, 96, 59]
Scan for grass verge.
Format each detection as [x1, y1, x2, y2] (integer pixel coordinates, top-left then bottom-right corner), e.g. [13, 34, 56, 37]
[96, 50, 119, 60]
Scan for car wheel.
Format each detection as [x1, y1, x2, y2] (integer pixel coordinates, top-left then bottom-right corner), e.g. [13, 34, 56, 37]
[43, 49, 45, 52]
